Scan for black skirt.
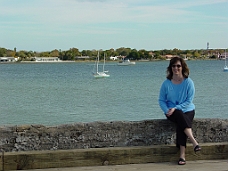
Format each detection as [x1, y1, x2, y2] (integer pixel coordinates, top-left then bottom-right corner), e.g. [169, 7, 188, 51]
[167, 109, 195, 148]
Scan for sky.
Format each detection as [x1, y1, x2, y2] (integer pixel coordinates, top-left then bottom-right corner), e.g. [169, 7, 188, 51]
[0, 0, 228, 52]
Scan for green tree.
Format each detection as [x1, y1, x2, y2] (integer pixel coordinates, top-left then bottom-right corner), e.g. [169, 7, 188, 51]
[0, 48, 7, 56]
[153, 50, 161, 59]
[172, 48, 181, 55]
[116, 47, 131, 56]
[16, 51, 27, 60]
[138, 49, 150, 60]
[39, 51, 50, 57]
[50, 49, 59, 57]
[193, 50, 201, 58]
[81, 50, 92, 57]
[162, 49, 172, 55]
[104, 48, 117, 57]
[128, 49, 139, 60]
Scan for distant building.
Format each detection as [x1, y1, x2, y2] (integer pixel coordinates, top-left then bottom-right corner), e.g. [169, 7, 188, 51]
[165, 55, 179, 60]
[0, 57, 17, 63]
[75, 56, 90, 60]
[219, 52, 227, 59]
[110, 56, 118, 60]
[33, 57, 61, 62]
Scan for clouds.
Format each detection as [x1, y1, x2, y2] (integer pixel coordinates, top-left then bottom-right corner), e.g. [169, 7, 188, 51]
[2, 0, 226, 24]
[0, 0, 228, 51]
[1, 0, 227, 25]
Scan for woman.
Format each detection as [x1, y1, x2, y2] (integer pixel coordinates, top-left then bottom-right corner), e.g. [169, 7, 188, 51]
[158, 57, 201, 165]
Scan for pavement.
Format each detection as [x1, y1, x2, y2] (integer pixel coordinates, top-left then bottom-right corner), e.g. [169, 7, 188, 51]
[10, 160, 228, 171]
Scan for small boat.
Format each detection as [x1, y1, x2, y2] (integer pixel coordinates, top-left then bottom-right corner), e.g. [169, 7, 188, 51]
[183, 56, 188, 60]
[117, 59, 136, 66]
[93, 52, 110, 78]
[223, 50, 228, 72]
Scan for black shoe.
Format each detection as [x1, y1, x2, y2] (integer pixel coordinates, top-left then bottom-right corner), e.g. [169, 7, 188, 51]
[194, 145, 201, 153]
[178, 158, 186, 165]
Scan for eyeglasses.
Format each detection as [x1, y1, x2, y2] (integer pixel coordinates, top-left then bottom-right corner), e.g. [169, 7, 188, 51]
[172, 64, 182, 68]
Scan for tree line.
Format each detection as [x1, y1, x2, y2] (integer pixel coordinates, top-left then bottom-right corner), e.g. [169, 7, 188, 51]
[0, 47, 225, 61]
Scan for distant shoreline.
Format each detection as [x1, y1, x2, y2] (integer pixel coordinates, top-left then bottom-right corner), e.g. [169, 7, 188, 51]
[0, 58, 219, 64]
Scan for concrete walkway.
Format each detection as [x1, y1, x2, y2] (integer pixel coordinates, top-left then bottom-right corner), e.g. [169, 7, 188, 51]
[10, 160, 228, 171]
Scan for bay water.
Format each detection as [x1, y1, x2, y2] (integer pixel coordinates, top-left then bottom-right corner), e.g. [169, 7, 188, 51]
[0, 60, 228, 126]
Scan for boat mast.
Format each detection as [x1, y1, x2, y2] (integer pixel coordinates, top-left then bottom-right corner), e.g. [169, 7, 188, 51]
[103, 53, 105, 72]
[97, 51, 99, 73]
[225, 49, 227, 66]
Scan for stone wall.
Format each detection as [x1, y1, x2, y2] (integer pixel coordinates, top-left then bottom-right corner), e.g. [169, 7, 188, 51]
[0, 119, 228, 152]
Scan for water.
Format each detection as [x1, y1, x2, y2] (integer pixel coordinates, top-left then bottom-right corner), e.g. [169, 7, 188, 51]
[0, 60, 228, 126]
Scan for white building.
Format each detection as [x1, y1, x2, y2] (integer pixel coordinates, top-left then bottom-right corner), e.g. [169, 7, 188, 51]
[33, 57, 61, 62]
[0, 57, 17, 62]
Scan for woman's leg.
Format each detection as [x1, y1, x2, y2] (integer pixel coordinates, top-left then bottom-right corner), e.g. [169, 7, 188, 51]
[167, 110, 199, 163]
[180, 145, 185, 158]
[184, 128, 198, 148]
[179, 145, 186, 164]
[167, 110, 189, 148]
[183, 111, 199, 148]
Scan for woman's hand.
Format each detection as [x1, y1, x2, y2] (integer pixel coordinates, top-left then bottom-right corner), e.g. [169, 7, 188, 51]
[166, 108, 175, 117]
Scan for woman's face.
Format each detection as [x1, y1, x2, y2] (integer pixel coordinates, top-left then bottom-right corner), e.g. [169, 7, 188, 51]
[171, 60, 182, 75]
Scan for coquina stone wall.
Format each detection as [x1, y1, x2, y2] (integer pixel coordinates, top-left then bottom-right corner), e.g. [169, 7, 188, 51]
[0, 118, 228, 152]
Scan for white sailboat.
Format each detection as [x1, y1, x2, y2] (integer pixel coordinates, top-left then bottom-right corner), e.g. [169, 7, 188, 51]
[224, 50, 228, 72]
[117, 58, 136, 66]
[93, 52, 110, 78]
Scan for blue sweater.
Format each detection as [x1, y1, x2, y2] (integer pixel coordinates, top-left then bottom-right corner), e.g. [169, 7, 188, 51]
[158, 78, 195, 115]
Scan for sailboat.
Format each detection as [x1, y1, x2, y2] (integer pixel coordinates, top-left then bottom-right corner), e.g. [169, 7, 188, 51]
[224, 50, 228, 72]
[93, 52, 110, 78]
[117, 57, 136, 66]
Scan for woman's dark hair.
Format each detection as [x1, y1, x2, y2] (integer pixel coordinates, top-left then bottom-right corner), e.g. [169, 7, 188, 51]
[166, 57, 189, 80]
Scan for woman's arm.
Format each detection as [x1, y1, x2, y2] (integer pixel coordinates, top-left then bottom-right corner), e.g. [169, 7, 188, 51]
[158, 82, 169, 114]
